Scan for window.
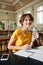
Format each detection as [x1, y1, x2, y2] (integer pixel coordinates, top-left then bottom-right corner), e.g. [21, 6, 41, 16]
[1, 19, 15, 30]
[36, 5, 43, 24]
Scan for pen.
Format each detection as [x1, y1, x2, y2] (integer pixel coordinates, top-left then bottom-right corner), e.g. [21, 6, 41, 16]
[25, 50, 35, 53]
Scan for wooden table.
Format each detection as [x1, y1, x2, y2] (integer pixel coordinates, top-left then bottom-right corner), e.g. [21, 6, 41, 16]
[0, 38, 10, 53]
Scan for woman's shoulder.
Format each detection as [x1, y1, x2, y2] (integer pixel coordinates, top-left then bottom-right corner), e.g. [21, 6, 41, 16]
[11, 29, 22, 38]
[13, 28, 22, 34]
[15, 28, 22, 32]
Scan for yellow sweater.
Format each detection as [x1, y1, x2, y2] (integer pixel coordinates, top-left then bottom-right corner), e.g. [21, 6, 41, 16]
[11, 29, 32, 52]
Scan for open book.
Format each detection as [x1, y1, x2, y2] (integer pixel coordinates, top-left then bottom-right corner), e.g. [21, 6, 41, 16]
[30, 52, 43, 62]
[13, 50, 34, 58]
[13, 46, 43, 62]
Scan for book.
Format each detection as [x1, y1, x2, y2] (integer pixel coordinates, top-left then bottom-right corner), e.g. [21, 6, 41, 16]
[13, 50, 34, 58]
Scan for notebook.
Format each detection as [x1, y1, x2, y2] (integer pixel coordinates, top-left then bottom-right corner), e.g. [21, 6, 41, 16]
[13, 50, 34, 58]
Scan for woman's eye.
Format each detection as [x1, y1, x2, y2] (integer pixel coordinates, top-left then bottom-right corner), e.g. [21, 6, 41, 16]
[25, 19, 31, 21]
[25, 19, 28, 21]
[29, 19, 31, 21]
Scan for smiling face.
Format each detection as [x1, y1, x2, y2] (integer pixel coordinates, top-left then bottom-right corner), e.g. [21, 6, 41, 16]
[20, 13, 34, 31]
[22, 16, 32, 30]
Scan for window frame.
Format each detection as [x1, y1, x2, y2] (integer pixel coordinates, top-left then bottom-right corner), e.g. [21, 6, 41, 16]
[34, 1, 43, 25]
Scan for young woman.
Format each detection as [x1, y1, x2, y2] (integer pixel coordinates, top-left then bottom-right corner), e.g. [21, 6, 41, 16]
[8, 13, 39, 52]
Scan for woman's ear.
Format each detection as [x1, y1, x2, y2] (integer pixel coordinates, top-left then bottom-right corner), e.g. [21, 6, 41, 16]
[21, 22, 23, 26]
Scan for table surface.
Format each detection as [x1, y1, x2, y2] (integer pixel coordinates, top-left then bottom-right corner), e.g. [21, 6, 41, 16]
[0, 37, 10, 41]
[0, 53, 43, 65]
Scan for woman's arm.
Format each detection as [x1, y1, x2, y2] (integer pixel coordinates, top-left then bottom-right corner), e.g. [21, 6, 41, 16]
[21, 44, 31, 50]
[8, 37, 21, 50]
[8, 37, 31, 50]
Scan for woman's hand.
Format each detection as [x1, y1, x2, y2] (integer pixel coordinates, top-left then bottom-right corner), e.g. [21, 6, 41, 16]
[21, 44, 31, 50]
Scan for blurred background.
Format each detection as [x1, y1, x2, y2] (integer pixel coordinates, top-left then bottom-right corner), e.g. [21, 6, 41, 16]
[0, 0, 43, 54]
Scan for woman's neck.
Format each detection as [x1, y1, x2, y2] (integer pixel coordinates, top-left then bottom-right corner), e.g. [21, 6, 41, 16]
[22, 27, 29, 34]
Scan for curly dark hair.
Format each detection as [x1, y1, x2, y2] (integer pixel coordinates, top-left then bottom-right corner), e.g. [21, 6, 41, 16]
[19, 13, 34, 25]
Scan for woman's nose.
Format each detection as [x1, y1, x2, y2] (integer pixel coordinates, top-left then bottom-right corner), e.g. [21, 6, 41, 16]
[27, 21, 29, 23]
